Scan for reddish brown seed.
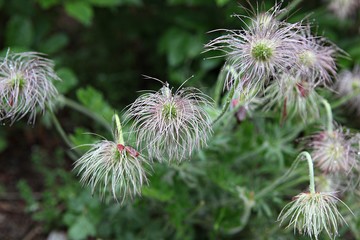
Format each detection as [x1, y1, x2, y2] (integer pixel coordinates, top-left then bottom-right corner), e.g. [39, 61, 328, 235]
[125, 146, 140, 157]
[117, 144, 125, 152]
[296, 83, 308, 97]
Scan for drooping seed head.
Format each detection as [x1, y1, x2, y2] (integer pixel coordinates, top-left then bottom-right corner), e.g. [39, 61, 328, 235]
[74, 139, 149, 203]
[126, 82, 213, 163]
[0, 51, 60, 124]
[336, 66, 360, 115]
[278, 191, 349, 240]
[263, 73, 321, 120]
[309, 125, 358, 174]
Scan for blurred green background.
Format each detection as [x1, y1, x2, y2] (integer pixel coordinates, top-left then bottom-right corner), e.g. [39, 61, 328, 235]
[0, 0, 359, 239]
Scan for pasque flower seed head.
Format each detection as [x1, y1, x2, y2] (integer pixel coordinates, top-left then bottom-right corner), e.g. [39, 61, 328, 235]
[310, 126, 358, 174]
[0, 51, 60, 124]
[126, 82, 212, 163]
[205, 6, 304, 94]
[278, 191, 348, 240]
[74, 115, 149, 203]
[263, 73, 321, 120]
[296, 28, 338, 85]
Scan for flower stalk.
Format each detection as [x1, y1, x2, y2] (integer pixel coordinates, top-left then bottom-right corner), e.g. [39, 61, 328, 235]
[321, 99, 333, 133]
[114, 113, 124, 145]
[299, 151, 316, 194]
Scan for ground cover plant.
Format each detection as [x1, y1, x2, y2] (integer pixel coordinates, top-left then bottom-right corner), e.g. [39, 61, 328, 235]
[0, 0, 360, 239]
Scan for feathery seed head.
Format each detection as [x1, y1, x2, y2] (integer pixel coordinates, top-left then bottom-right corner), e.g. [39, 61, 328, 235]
[263, 73, 320, 120]
[205, 14, 304, 94]
[310, 126, 358, 174]
[0, 51, 59, 124]
[74, 115, 149, 203]
[126, 82, 213, 163]
[278, 191, 348, 240]
[296, 29, 337, 85]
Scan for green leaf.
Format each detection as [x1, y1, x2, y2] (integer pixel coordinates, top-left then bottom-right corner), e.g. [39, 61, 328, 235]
[159, 28, 204, 67]
[68, 215, 96, 240]
[76, 86, 114, 122]
[5, 16, 33, 47]
[55, 68, 78, 94]
[39, 33, 69, 54]
[65, 2, 93, 26]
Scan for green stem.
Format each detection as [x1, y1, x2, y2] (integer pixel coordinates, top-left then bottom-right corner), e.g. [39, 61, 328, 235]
[321, 99, 333, 133]
[59, 95, 112, 133]
[277, 0, 303, 20]
[114, 114, 124, 145]
[255, 151, 315, 199]
[299, 151, 315, 194]
[49, 110, 73, 148]
[212, 66, 240, 126]
[49, 110, 81, 158]
[255, 156, 300, 199]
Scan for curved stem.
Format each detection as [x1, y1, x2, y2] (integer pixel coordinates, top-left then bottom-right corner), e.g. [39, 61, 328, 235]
[255, 155, 301, 199]
[114, 114, 124, 145]
[49, 110, 81, 158]
[58, 95, 112, 133]
[321, 99, 333, 133]
[298, 151, 316, 194]
[49, 110, 73, 148]
[255, 151, 316, 199]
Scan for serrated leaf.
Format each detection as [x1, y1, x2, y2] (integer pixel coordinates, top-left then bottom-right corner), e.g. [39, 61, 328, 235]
[65, 2, 93, 26]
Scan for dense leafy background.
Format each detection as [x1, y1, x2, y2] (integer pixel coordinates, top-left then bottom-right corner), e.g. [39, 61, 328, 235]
[0, 0, 359, 239]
